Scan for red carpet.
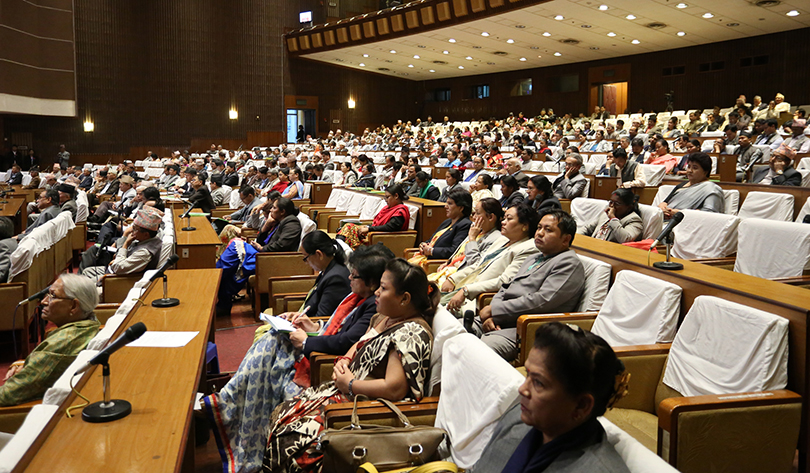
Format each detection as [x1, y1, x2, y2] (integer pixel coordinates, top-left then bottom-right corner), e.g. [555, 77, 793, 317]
[214, 323, 261, 372]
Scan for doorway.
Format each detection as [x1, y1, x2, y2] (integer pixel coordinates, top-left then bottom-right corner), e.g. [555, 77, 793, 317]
[286, 109, 316, 143]
[592, 82, 628, 116]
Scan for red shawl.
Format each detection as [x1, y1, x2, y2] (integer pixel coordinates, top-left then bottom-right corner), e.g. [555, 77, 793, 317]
[372, 203, 410, 230]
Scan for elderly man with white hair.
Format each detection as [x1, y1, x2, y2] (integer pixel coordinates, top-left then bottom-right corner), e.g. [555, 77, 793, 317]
[0, 274, 100, 406]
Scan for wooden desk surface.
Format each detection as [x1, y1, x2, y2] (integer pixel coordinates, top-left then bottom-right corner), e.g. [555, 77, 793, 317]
[172, 209, 220, 246]
[0, 197, 24, 217]
[18, 269, 221, 473]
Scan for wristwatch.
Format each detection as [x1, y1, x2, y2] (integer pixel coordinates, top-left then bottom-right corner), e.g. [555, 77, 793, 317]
[462, 286, 470, 299]
[348, 378, 356, 397]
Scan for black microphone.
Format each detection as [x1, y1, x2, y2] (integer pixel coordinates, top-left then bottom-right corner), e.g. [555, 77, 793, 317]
[744, 153, 763, 173]
[148, 254, 180, 283]
[180, 200, 198, 219]
[650, 212, 685, 249]
[17, 285, 51, 306]
[74, 322, 147, 374]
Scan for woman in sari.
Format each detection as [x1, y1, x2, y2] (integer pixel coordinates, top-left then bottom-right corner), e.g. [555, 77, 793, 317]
[659, 152, 724, 219]
[203, 244, 392, 473]
[336, 161, 357, 188]
[408, 189, 472, 269]
[263, 258, 437, 473]
[428, 197, 507, 287]
[281, 167, 305, 200]
[336, 184, 410, 249]
[470, 173, 496, 206]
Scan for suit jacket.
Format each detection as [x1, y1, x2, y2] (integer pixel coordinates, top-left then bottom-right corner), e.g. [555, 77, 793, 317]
[490, 249, 585, 328]
[497, 171, 529, 188]
[532, 196, 562, 213]
[188, 187, 216, 214]
[78, 174, 94, 190]
[61, 200, 78, 221]
[450, 238, 539, 299]
[301, 260, 351, 319]
[553, 172, 587, 199]
[426, 217, 472, 260]
[500, 191, 525, 209]
[21, 205, 60, 238]
[438, 182, 462, 203]
[222, 172, 239, 187]
[752, 166, 802, 186]
[577, 211, 643, 243]
[260, 214, 302, 252]
[0, 238, 18, 282]
[303, 294, 377, 357]
[101, 179, 120, 195]
[228, 196, 260, 222]
[416, 184, 441, 201]
[6, 172, 22, 185]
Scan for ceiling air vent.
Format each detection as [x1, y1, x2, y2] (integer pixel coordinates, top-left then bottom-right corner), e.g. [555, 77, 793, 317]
[755, 0, 780, 6]
[493, 51, 508, 56]
[377, 67, 390, 71]
[432, 60, 447, 64]
[559, 39, 580, 45]
[646, 22, 667, 29]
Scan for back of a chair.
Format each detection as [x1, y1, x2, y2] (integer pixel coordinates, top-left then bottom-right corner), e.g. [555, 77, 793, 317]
[662, 295, 789, 397]
[228, 189, 244, 209]
[798, 169, 810, 187]
[672, 209, 741, 259]
[428, 306, 467, 396]
[570, 197, 608, 231]
[796, 196, 810, 222]
[640, 164, 666, 186]
[651, 185, 676, 208]
[297, 213, 317, 246]
[76, 190, 89, 223]
[637, 204, 663, 240]
[591, 270, 682, 347]
[435, 334, 525, 469]
[0, 404, 60, 472]
[738, 191, 794, 221]
[734, 218, 810, 278]
[598, 418, 681, 473]
[722, 189, 740, 215]
[575, 254, 612, 312]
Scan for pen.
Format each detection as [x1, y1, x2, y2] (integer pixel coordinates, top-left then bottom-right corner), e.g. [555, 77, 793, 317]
[291, 305, 310, 325]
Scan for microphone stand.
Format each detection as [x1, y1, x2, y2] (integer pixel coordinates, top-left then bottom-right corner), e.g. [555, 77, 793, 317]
[151, 274, 180, 308]
[653, 233, 684, 270]
[181, 201, 196, 232]
[82, 358, 132, 423]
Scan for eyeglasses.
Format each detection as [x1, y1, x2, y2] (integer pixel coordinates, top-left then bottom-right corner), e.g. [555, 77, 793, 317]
[302, 254, 311, 263]
[44, 291, 73, 301]
[349, 273, 362, 280]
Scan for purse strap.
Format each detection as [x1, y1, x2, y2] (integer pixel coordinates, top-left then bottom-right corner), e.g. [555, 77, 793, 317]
[356, 461, 459, 473]
[350, 397, 412, 429]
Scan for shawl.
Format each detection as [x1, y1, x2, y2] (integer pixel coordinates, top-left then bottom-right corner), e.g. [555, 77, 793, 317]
[372, 203, 409, 230]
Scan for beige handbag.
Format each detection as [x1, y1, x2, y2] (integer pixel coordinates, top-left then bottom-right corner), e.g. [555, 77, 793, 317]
[319, 398, 450, 473]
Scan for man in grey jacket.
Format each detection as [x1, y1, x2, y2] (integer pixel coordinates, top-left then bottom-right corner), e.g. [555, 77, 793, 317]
[19, 189, 61, 241]
[213, 186, 261, 234]
[477, 210, 585, 361]
[552, 154, 588, 199]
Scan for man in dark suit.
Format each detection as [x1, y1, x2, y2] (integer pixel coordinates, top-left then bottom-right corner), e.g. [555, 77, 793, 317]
[20, 149, 38, 171]
[222, 162, 240, 187]
[5, 164, 23, 185]
[3, 145, 23, 172]
[752, 147, 802, 186]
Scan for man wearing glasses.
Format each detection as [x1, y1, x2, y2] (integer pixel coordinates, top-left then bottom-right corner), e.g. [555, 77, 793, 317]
[0, 274, 100, 406]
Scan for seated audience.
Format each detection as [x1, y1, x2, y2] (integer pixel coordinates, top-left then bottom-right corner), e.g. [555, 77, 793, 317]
[215, 186, 261, 233]
[607, 148, 646, 188]
[409, 189, 472, 268]
[249, 197, 302, 253]
[411, 171, 440, 200]
[354, 163, 376, 188]
[496, 158, 529, 188]
[336, 184, 410, 249]
[470, 322, 630, 473]
[783, 119, 810, 154]
[438, 168, 463, 203]
[552, 154, 587, 199]
[186, 174, 216, 215]
[0, 274, 100, 406]
[470, 173, 496, 205]
[209, 175, 228, 206]
[754, 118, 784, 150]
[337, 161, 358, 187]
[734, 131, 764, 181]
[476, 210, 585, 361]
[645, 139, 678, 174]
[262, 258, 436, 472]
[5, 164, 22, 185]
[499, 175, 526, 209]
[88, 175, 136, 224]
[752, 146, 802, 186]
[659, 152, 725, 218]
[527, 175, 561, 212]
[19, 190, 60, 240]
[23, 167, 41, 190]
[577, 189, 643, 243]
[58, 183, 78, 221]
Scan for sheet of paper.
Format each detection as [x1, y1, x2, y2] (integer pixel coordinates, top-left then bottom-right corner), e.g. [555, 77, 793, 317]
[127, 331, 199, 348]
[259, 313, 295, 332]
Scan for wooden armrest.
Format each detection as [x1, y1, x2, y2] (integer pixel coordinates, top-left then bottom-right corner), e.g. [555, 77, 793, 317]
[403, 248, 420, 259]
[0, 400, 41, 415]
[692, 256, 736, 266]
[516, 312, 600, 365]
[274, 292, 308, 314]
[310, 352, 338, 387]
[477, 292, 497, 309]
[613, 343, 672, 356]
[771, 275, 810, 286]
[658, 390, 802, 431]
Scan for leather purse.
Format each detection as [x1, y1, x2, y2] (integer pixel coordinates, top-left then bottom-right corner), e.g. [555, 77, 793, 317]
[319, 398, 450, 473]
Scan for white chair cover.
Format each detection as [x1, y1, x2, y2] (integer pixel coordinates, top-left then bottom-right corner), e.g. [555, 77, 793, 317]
[738, 191, 794, 221]
[588, 154, 608, 168]
[228, 189, 244, 209]
[21, 175, 31, 186]
[639, 164, 666, 186]
[435, 334, 525, 468]
[571, 198, 608, 232]
[796, 197, 810, 222]
[722, 189, 740, 215]
[734, 218, 810, 278]
[797, 157, 810, 171]
[651, 185, 676, 208]
[671, 209, 741, 259]
[638, 204, 664, 240]
[576, 254, 611, 312]
[345, 193, 366, 215]
[591, 270, 682, 347]
[359, 198, 386, 221]
[428, 306, 466, 396]
[582, 162, 598, 175]
[9, 212, 75, 281]
[662, 295, 789, 397]
[297, 213, 317, 246]
[76, 190, 89, 223]
[598, 418, 680, 473]
[798, 169, 810, 187]
[0, 405, 60, 473]
[42, 349, 100, 406]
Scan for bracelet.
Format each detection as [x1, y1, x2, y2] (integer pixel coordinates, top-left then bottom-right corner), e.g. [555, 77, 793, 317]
[348, 378, 357, 397]
[336, 356, 352, 364]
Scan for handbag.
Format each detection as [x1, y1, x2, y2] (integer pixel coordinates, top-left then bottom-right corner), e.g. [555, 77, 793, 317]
[356, 461, 458, 473]
[319, 397, 450, 473]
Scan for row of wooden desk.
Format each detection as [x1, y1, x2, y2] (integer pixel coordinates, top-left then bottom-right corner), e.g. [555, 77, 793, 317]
[13, 268, 221, 473]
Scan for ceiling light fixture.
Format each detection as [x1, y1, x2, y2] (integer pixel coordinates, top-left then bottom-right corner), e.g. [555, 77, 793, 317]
[626, 14, 636, 19]
[554, 52, 562, 56]
[702, 12, 713, 18]
[359, 63, 365, 66]
[488, 62, 495, 65]
[677, 31, 686, 36]
[786, 10, 799, 16]
[631, 39, 640, 44]
[458, 66, 464, 69]
[466, 56, 473, 60]
[506, 39, 515, 43]
[413, 55, 420, 59]
[599, 5, 609, 10]
[389, 49, 396, 53]
[481, 32, 489, 36]
[443, 50, 449, 54]
[408, 64, 414, 68]
[429, 69, 435, 72]
[530, 46, 539, 49]
[363, 54, 369, 57]
[519, 57, 527, 61]
[554, 15, 564, 20]
[676, 3, 688, 7]
[448, 38, 456, 43]
[543, 32, 551, 37]
[515, 24, 525, 28]
[607, 32, 616, 37]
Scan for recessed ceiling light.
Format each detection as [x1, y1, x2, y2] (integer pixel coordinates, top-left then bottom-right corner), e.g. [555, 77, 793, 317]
[626, 14, 636, 20]
[466, 56, 473, 60]
[443, 50, 449, 54]
[408, 64, 414, 68]
[519, 57, 527, 61]
[599, 5, 609, 10]
[581, 24, 592, 28]
[429, 69, 435, 72]
[448, 38, 456, 43]
[677, 31, 686, 36]
[389, 50, 396, 53]
[506, 39, 515, 43]
[702, 12, 713, 18]
[607, 32, 616, 37]
[530, 46, 539, 49]
[515, 24, 525, 28]
[413, 55, 420, 59]
[727, 22, 740, 26]
[458, 66, 464, 69]
[363, 54, 369, 57]
[631, 39, 640, 44]
[554, 15, 564, 20]
[543, 32, 551, 36]
[554, 52, 562, 56]
[537, 55, 542, 58]
[359, 63, 365, 66]
[590, 46, 600, 50]
[481, 32, 489, 36]
[787, 10, 799, 16]
[676, 3, 688, 8]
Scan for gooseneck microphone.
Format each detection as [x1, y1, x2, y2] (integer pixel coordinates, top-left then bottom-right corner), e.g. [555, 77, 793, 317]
[149, 254, 180, 283]
[151, 254, 181, 308]
[650, 211, 685, 250]
[75, 322, 147, 375]
[17, 285, 51, 306]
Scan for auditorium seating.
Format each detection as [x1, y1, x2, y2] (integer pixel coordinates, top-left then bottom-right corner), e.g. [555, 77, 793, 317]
[733, 218, 810, 280]
[671, 209, 741, 260]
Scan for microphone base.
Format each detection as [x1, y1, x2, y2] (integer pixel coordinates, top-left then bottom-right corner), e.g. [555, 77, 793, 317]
[82, 399, 132, 423]
[653, 261, 684, 271]
[152, 297, 180, 308]
[181, 226, 196, 231]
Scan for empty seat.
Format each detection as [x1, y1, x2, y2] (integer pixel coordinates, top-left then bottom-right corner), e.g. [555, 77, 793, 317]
[733, 218, 810, 278]
[672, 209, 741, 259]
[738, 191, 794, 221]
[571, 197, 608, 231]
